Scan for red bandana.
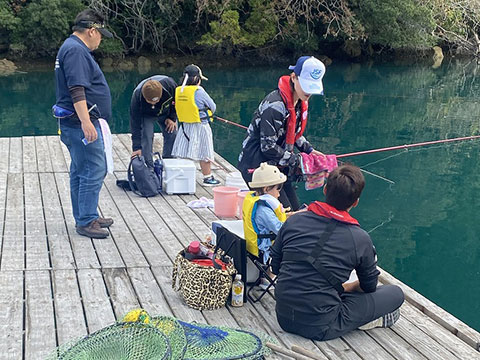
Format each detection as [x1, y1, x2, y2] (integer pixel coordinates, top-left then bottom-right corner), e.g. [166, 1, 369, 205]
[278, 75, 308, 150]
[307, 201, 359, 225]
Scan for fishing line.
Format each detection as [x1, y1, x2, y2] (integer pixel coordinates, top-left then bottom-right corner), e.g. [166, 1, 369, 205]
[367, 211, 394, 234]
[337, 134, 480, 158]
[358, 150, 408, 168]
[357, 138, 479, 168]
[214, 84, 480, 104]
[214, 115, 396, 184]
[338, 159, 395, 184]
[358, 168, 395, 184]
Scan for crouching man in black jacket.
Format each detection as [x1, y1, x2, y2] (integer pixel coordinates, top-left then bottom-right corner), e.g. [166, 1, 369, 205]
[271, 164, 404, 341]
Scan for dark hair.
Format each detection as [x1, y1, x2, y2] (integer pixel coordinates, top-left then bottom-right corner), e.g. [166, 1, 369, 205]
[253, 185, 278, 196]
[72, 9, 105, 33]
[179, 74, 200, 86]
[325, 164, 365, 211]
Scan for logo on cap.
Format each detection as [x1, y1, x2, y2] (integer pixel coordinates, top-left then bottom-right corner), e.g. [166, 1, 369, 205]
[310, 69, 323, 80]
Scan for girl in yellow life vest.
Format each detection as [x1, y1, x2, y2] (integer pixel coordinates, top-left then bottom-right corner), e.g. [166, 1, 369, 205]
[171, 64, 220, 186]
[243, 162, 287, 288]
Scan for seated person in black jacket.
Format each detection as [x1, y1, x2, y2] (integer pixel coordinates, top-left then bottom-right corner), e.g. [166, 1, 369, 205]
[271, 164, 404, 341]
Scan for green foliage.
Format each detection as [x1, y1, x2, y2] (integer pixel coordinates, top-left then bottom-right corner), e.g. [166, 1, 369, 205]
[0, 1, 20, 32]
[199, 10, 243, 53]
[280, 23, 319, 53]
[7, 0, 84, 57]
[1, 0, 480, 58]
[198, 0, 277, 54]
[242, 0, 277, 47]
[353, 0, 436, 48]
[98, 37, 124, 57]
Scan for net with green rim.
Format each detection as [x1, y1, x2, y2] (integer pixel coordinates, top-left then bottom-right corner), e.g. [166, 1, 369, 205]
[150, 316, 187, 360]
[45, 310, 276, 360]
[45, 322, 170, 360]
[178, 321, 272, 360]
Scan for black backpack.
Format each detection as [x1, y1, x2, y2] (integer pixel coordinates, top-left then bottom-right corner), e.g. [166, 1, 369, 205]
[127, 155, 162, 197]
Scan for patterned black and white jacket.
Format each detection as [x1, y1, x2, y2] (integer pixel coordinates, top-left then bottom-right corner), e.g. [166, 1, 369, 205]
[237, 88, 313, 182]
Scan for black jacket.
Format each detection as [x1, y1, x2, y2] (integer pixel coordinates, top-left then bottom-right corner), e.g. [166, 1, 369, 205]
[237, 89, 313, 182]
[271, 210, 380, 326]
[130, 75, 177, 151]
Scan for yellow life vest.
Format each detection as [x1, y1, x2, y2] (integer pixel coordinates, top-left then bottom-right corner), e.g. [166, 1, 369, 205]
[175, 85, 213, 123]
[242, 191, 286, 257]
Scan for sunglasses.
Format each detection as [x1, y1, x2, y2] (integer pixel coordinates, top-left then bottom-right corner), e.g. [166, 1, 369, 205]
[276, 183, 283, 191]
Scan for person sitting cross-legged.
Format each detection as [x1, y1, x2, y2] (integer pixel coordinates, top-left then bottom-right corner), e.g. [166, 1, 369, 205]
[271, 164, 404, 340]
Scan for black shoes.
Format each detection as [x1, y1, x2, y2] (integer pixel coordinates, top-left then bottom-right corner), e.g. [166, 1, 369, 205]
[76, 219, 110, 239]
[203, 175, 221, 186]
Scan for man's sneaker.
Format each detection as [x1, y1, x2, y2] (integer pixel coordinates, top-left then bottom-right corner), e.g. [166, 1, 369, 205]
[76, 220, 109, 239]
[203, 175, 220, 186]
[358, 308, 401, 330]
[96, 217, 114, 228]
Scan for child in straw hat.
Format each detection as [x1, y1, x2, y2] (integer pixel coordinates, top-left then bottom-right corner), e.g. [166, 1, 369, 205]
[242, 163, 289, 288]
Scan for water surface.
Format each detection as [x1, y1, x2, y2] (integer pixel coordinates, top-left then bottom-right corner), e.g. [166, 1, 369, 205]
[1, 59, 480, 331]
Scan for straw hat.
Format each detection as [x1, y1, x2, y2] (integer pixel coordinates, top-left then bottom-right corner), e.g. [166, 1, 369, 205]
[249, 163, 287, 188]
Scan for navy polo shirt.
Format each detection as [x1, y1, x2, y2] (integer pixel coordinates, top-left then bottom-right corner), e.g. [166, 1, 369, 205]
[55, 35, 111, 123]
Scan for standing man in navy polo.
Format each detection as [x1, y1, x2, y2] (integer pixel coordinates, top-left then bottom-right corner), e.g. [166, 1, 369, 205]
[130, 75, 178, 164]
[54, 9, 114, 239]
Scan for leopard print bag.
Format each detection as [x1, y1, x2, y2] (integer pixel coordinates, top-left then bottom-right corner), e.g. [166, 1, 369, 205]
[172, 250, 237, 310]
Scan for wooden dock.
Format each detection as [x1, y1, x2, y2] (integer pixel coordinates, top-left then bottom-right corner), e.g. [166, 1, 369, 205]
[0, 134, 479, 360]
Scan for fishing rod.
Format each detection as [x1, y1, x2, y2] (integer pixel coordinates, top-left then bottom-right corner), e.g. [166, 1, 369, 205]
[213, 114, 480, 165]
[213, 114, 394, 183]
[214, 115, 248, 130]
[337, 134, 480, 158]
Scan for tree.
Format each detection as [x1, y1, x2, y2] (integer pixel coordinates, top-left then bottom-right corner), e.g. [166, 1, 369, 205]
[425, 0, 480, 56]
[352, 0, 435, 49]
[88, 0, 183, 54]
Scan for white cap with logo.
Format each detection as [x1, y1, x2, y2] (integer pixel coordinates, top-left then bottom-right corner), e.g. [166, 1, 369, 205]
[288, 56, 326, 95]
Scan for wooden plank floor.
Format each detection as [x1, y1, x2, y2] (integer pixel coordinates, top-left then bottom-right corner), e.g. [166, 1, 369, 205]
[0, 134, 479, 360]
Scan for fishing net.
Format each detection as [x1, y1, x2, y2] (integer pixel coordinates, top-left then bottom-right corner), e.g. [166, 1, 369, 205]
[45, 322, 170, 360]
[45, 309, 275, 360]
[178, 320, 273, 360]
[150, 316, 188, 360]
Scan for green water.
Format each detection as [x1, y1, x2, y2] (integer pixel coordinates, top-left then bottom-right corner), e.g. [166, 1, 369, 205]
[2, 60, 480, 331]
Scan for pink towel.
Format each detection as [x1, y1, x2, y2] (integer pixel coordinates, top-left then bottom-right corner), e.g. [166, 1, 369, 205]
[300, 153, 338, 174]
[300, 153, 338, 190]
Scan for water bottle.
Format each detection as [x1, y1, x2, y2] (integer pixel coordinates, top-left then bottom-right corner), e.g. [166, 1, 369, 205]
[231, 274, 244, 307]
[199, 243, 214, 259]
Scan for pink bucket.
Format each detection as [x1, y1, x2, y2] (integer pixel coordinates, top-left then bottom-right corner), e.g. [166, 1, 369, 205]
[213, 186, 240, 218]
[237, 190, 250, 219]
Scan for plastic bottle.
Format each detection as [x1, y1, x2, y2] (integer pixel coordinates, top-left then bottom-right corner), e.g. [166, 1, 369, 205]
[231, 274, 244, 307]
[199, 243, 214, 259]
[188, 241, 200, 255]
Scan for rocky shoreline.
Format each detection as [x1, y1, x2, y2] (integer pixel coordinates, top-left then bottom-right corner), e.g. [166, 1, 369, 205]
[1, 46, 448, 75]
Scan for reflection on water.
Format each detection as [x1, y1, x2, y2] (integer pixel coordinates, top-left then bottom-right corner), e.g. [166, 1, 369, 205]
[2, 60, 480, 331]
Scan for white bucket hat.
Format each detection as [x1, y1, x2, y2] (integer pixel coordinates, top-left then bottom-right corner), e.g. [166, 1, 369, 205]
[249, 163, 287, 188]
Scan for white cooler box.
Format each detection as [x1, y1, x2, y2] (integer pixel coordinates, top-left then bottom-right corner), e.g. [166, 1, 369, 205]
[162, 159, 196, 194]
